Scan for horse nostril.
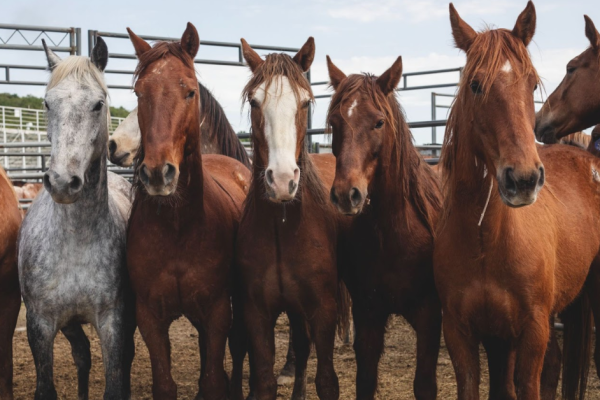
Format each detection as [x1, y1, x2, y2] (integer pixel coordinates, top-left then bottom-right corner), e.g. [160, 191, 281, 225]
[350, 187, 363, 208]
[140, 165, 150, 185]
[108, 140, 117, 156]
[538, 166, 545, 187]
[266, 169, 274, 186]
[69, 176, 82, 193]
[43, 173, 52, 192]
[504, 168, 517, 196]
[293, 168, 300, 181]
[288, 180, 297, 195]
[163, 163, 177, 185]
[330, 188, 339, 205]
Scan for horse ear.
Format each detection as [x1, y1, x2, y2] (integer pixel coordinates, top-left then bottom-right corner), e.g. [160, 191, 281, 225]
[585, 15, 600, 50]
[42, 39, 61, 70]
[376, 56, 403, 96]
[326, 56, 347, 90]
[240, 38, 264, 72]
[126, 28, 151, 58]
[512, 1, 536, 46]
[449, 3, 477, 52]
[91, 36, 108, 72]
[181, 22, 200, 59]
[293, 37, 315, 72]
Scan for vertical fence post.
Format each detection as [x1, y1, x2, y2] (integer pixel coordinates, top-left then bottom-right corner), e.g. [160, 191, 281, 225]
[76, 28, 82, 55]
[2, 107, 6, 168]
[306, 68, 313, 153]
[36, 110, 41, 168]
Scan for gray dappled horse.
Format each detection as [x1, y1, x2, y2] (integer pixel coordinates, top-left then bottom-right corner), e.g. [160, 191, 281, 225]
[18, 38, 135, 400]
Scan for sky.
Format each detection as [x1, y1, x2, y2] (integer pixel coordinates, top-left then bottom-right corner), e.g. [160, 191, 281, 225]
[1, 0, 599, 145]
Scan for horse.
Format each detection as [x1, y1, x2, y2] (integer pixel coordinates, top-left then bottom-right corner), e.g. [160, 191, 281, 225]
[326, 56, 443, 400]
[535, 15, 600, 143]
[18, 38, 136, 400]
[108, 83, 251, 169]
[126, 23, 251, 400]
[558, 131, 591, 150]
[435, 3, 600, 399]
[0, 165, 21, 400]
[235, 38, 350, 400]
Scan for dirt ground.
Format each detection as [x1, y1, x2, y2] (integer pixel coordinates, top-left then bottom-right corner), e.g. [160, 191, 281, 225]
[11, 305, 600, 399]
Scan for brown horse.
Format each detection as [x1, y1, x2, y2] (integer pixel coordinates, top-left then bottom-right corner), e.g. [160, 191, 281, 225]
[559, 131, 591, 150]
[587, 125, 600, 157]
[126, 23, 251, 400]
[535, 15, 600, 143]
[326, 56, 443, 399]
[235, 38, 349, 400]
[0, 166, 21, 400]
[436, 3, 600, 399]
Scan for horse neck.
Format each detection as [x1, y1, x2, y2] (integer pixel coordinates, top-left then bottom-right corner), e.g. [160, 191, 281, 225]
[178, 127, 205, 205]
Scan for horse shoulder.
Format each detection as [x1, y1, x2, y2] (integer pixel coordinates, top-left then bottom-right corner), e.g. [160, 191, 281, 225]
[202, 154, 251, 205]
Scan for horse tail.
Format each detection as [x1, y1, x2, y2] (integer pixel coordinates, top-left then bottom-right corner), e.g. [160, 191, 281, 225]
[336, 280, 352, 342]
[561, 292, 593, 400]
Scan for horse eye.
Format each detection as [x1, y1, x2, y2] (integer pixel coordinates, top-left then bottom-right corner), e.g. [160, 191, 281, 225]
[92, 100, 104, 112]
[566, 66, 576, 74]
[375, 120, 385, 129]
[44, 101, 50, 110]
[249, 99, 259, 109]
[302, 100, 311, 109]
[533, 83, 538, 92]
[187, 90, 196, 99]
[470, 81, 483, 94]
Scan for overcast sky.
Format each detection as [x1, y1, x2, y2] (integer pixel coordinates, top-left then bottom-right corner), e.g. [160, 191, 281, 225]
[2, 0, 598, 144]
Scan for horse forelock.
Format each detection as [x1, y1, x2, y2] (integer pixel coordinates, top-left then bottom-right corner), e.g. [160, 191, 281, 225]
[47, 56, 108, 96]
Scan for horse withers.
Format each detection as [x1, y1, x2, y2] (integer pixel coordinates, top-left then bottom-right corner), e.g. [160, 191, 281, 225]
[326, 56, 442, 400]
[436, 3, 600, 399]
[535, 15, 600, 142]
[126, 23, 251, 400]
[18, 38, 135, 400]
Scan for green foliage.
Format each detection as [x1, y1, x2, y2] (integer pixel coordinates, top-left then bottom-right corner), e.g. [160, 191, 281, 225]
[0, 93, 44, 109]
[0, 92, 130, 118]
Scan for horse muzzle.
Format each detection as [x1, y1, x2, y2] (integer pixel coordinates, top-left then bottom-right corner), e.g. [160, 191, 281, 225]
[497, 165, 545, 208]
[330, 184, 366, 215]
[43, 170, 84, 204]
[140, 162, 179, 196]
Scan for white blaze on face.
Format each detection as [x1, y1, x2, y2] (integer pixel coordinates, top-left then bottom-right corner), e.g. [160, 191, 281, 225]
[347, 99, 358, 117]
[501, 60, 512, 73]
[253, 76, 310, 201]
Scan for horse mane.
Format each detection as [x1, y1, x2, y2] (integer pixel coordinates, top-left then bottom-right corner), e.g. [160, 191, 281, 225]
[241, 53, 328, 218]
[198, 82, 251, 168]
[327, 74, 441, 235]
[440, 28, 540, 221]
[133, 41, 194, 80]
[559, 131, 591, 149]
[47, 56, 108, 95]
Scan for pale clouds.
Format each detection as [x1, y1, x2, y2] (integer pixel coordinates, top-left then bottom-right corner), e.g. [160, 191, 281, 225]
[326, 0, 526, 23]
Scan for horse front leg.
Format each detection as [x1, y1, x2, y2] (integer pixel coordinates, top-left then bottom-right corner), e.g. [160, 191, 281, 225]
[26, 311, 58, 400]
[136, 300, 177, 400]
[245, 302, 277, 400]
[277, 327, 296, 387]
[199, 294, 230, 400]
[352, 304, 388, 400]
[514, 313, 549, 400]
[481, 336, 516, 400]
[61, 324, 91, 400]
[96, 309, 130, 400]
[540, 316, 560, 400]
[404, 296, 442, 400]
[288, 313, 310, 400]
[310, 300, 339, 400]
[0, 279, 20, 400]
[443, 313, 481, 400]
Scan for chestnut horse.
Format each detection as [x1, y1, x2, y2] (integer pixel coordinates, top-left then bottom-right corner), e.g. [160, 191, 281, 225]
[235, 38, 349, 400]
[126, 23, 251, 400]
[535, 15, 600, 143]
[436, 3, 600, 399]
[0, 166, 21, 400]
[326, 57, 443, 399]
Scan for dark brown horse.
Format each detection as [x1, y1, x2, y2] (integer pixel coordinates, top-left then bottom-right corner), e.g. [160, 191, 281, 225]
[326, 56, 443, 399]
[436, 3, 600, 399]
[0, 166, 21, 400]
[126, 23, 251, 400]
[235, 38, 349, 400]
[535, 15, 600, 143]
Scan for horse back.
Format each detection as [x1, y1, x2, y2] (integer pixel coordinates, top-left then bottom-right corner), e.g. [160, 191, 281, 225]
[202, 154, 251, 210]
[310, 153, 336, 188]
[0, 166, 20, 287]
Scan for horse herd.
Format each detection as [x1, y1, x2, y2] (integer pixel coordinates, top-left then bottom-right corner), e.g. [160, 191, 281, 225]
[1, 1, 600, 400]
